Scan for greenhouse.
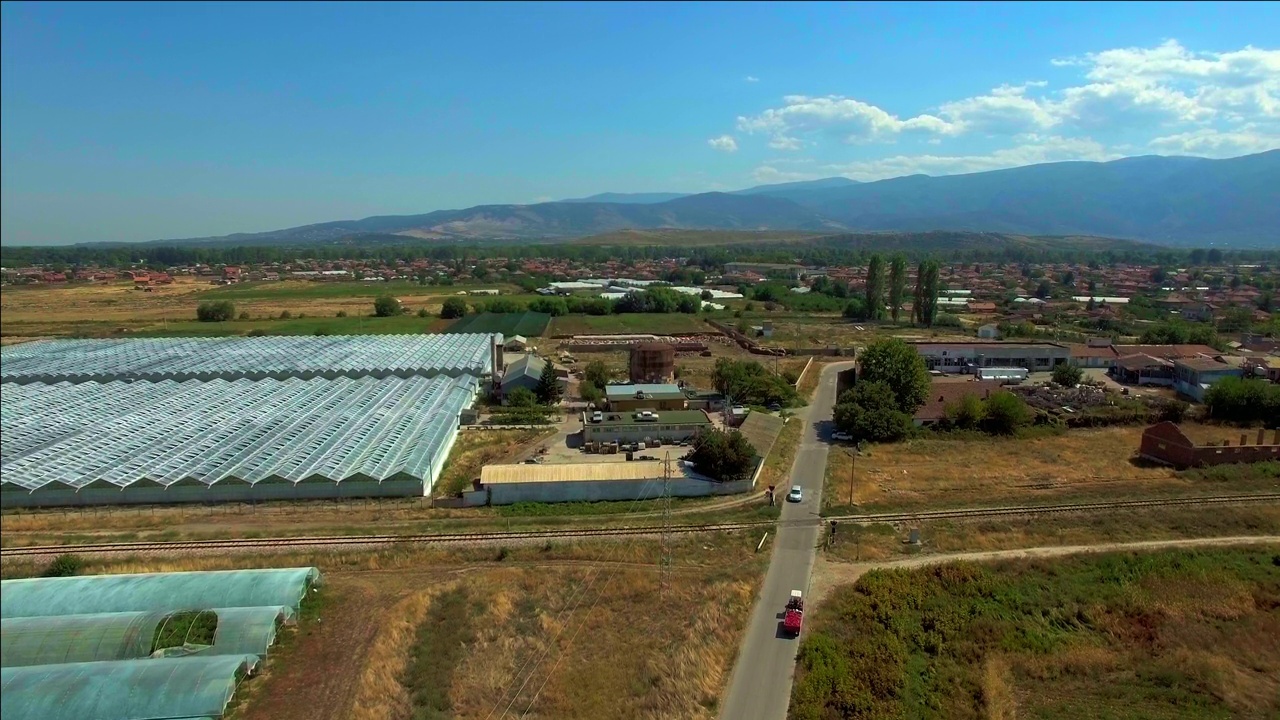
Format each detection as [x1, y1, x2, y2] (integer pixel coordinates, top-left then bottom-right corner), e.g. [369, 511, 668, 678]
[0, 333, 499, 384]
[1, 655, 260, 720]
[1, 606, 295, 666]
[1, 375, 477, 507]
[1, 568, 321, 619]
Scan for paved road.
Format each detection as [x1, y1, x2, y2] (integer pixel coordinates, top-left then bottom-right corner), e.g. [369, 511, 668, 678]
[719, 362, 850, 720]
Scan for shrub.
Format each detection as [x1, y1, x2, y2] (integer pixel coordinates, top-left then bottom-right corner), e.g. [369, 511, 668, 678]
[982, 391, 1032, 434]
[278, 310, 293, 320]
[833, 381, 914, 443]
[43, 553, 83, 577]
[506, 387, 538, 407]
[373, 295, 403, 317]
[1051, 362, 1084, 387]
[336, 310, 348, 318]
[196, 300, 235, 322]
[1204, 376, 1280, 425]
[416, 307, 429, 318]
[440, 297, 468, 319]
[943, 393, 986, 430]
[237, 311, 250, 320]
[246, 329, 268, 337]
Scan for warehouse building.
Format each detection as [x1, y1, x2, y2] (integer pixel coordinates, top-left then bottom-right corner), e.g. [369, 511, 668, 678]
[466, 460, 751, 505]
[581, 409, 712, 445]
[911, 341, 1071, 373]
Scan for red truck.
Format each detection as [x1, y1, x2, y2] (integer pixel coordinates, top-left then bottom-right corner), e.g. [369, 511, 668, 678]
[783, 590, 804, 636]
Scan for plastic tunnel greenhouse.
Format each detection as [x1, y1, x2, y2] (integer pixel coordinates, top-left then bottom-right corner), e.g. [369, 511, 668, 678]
[0, 568, 320, 619]
[1, 655, 260, 720]
[1, 606, 295, 667]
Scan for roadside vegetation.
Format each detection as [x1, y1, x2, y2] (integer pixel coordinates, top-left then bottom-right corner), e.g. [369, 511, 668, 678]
[792, 547, 1280, 719]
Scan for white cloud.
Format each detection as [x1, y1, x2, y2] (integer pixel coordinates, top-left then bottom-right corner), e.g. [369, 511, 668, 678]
[721, 40, 1279, 166]
[750, 165, 823, 184]
[744, 75, 760, 83]
[707, 134, 739, 152]
[736, 94, 962, 147]
[813, 135, 1121, 181]
[1148, 126, 1280, 156]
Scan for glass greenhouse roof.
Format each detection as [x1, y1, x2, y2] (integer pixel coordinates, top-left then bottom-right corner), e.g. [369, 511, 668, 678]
[1, 375, 477, 492]
[0, 333, 498, 384]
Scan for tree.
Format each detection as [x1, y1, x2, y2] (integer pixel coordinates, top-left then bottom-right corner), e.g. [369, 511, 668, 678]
[832, 381, 912, 443]
[536, 361, 562, 405]
[842, 298, 869, 320]
[439, 297, 468, 319]
[506, 387, 537, 408]
[1052, 362, 1084, 387]
[942, 393, 985, 431]
[712, 358, 799, 407]
[1087, 279, 1097, 293]
[196, 300, 235, 322]
[687, 428, 758, 482]
[1217, 306, 1253, 333]
[1061, 271, 1075, 287]
[864, 254, 886, 321]
[1150, 267, 1167, 284]
[982, 391, 1031, 435]
[913, 260, 940, 326]
[583, 360, 612, 391]
[888, 255, 907, 323]
[856, 338, 930, 414]
[373, 295, 403, 317]
[1204, 377, 1280, 424]
[1035, 280, 1052, 299]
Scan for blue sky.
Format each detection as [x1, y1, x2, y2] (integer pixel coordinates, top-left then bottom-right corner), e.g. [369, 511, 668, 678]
[2, 1, 1278, 245]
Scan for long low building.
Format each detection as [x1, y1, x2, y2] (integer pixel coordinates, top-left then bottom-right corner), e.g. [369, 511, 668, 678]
[468, 460, 751, 505]
[0, 333, 500, 384]
[1, 375, 478, 507]
[911, 341, 1072, 373]
[581, 409, 713, 445]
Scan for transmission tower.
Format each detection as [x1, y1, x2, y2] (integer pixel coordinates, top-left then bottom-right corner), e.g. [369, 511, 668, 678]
[659, 451, 673, 602]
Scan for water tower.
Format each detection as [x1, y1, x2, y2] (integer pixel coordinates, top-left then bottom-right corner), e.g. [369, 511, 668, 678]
[629, 342, 676, 383]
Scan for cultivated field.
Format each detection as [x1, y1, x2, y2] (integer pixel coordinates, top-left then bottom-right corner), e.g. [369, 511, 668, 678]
[0, 279, 519, 337]
[823, 424, 1280, 513]
[4, 534, 767, 720]
[792, 546, 1280, 719]
[547, 313, 712, 336]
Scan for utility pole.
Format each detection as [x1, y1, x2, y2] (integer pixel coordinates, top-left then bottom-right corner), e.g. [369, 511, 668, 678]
[659, 452, 673, 602]
[846, 444, 859, 507]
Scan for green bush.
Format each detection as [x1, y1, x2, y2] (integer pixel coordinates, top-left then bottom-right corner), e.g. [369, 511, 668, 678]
[833, 381, 914, 443]
[43, 553, 83, 577]
[856, 338, 930, 414]
[687, 428, 758, 482]
[440, 297, 468, 319]
[982, 391, 1032, 434]
[416, 307, 429, 318]
[373, 294, 404, 317]
[1204, 376, 1280, 425]
[196, 300, 235, 322]
[1052, 362, 1084, 387]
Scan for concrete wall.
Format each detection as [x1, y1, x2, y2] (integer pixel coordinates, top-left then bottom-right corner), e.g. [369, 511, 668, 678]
[1138, 422, 1280, 469]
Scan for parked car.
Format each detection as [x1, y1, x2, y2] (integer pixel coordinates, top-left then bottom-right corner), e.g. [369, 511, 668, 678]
[786, 485, 803, 503]
[831, 430, 853, 441]
[767, 402, 783, 412]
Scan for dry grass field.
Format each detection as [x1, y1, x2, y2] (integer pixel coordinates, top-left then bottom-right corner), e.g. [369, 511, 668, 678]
[0, 279, 515, 337]
[823, 504, 1280, 564]
[5, 533, 767, 720]
[434, 428, 557, 496]
[823, 424, 1280, 513]
[792, 546, 1280, 719]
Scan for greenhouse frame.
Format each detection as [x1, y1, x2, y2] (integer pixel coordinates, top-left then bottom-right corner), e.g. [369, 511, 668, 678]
[0, 333, 500, 384]
[1, 375, 477, 507]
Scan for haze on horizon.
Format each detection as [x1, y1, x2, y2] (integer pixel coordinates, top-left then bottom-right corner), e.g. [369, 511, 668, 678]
[2, 1, 1278, 246]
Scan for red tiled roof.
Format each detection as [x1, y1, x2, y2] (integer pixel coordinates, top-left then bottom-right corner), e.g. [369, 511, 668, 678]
[915, 380, 1004, 422]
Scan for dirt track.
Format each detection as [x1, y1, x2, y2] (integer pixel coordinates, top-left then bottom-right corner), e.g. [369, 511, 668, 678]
[809, 534, 1280, 608]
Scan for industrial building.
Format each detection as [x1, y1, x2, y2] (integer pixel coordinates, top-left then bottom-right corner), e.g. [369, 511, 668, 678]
[911, 341, 1071, 373]
[605, 383, 688, 411]
[1172, 357, 1243, 402]
[499, 354, 566, 402]
[0, 334, 498, 507]
[581, 409, 713, 445]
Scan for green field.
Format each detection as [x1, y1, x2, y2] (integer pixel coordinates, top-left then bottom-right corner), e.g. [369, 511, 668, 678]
[792, 547, 1280, 720]
[548, 313, 711, 336]
[129, 314, 452, 337]
[444, 311, 551, 337]
[202, 280, 515, 300]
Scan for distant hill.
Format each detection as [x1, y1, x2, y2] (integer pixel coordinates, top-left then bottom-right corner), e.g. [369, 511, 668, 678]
[114, 150, 1279, 248]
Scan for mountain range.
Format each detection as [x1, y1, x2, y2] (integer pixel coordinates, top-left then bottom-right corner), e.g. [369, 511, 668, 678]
[138, 151, 1279, 248]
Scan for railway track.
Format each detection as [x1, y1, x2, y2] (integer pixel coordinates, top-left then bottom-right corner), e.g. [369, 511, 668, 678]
[3, 493, 1277, 559]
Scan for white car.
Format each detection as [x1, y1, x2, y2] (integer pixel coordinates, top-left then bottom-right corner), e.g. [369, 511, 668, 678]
[831, 431, 853, 441]
[786, 485, 803, 503]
